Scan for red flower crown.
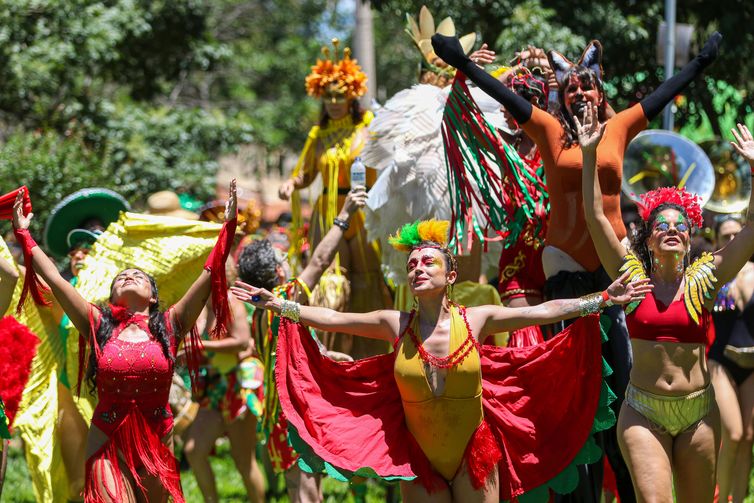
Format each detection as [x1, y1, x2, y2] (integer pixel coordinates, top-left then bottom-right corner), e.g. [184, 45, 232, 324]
[635, 187, 704, 228]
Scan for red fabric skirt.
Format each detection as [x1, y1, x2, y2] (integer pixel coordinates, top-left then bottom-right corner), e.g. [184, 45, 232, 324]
[275, 314, 602, 499]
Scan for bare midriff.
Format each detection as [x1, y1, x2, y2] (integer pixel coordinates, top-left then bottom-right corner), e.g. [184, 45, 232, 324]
[629, 339, 710, 395]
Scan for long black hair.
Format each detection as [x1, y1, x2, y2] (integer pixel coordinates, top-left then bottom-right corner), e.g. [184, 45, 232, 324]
[554, 66, 607, 149]
[628, 203, 693, 274]
[86, 270, 173, 393]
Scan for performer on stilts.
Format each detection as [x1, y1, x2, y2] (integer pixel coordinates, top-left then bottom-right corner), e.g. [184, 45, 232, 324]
[279, 39, 390, 359]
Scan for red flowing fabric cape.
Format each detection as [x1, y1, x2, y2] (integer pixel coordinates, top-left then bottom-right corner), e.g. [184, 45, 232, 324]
[275, 314, 603, 500]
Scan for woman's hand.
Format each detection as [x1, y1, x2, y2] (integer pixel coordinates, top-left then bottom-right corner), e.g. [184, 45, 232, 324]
[12, 188, 32, 230]
[606, 270, 653, 306]
[574, 103, 604, 153]
[469, 43, 496, 66]
[339, 187, 368, 219]
[225, 179, 238, 221]
[231, 280, 281, 313]
[278, 179, 296, 201]
[730, 123, 754, 166]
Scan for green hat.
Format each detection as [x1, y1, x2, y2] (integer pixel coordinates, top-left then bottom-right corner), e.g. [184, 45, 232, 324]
[44, 188, 130, 258]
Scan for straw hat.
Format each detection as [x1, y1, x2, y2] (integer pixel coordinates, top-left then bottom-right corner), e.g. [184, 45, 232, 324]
[146, 191, 199, 220]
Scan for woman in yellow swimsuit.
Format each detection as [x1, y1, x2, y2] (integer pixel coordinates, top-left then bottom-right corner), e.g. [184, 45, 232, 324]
[232, 220, 650, 502]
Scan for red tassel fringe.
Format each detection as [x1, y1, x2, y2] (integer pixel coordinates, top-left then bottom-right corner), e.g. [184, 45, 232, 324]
[0, 316, 39, 430]
[0, 186, 32, 220]
[12, 228, 51, 313]
[203, 217, 237, 340]
[464, 420, 503, 490]
[84, 406, 183, 503]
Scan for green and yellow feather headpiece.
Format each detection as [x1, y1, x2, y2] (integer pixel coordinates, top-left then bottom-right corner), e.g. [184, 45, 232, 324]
[388, 220, 450, 252]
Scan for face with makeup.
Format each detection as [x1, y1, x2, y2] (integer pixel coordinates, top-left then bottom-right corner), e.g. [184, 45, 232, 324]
[563, 72, 602, 119]
[406, 247, 457, 297]
[110, 268, 156, 307]
[323, 94, 351, 120]
[647, 208, 691, 258]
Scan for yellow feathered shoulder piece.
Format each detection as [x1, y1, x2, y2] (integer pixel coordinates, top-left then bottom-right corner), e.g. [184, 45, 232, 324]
[684, 252, 717, 325]
[619, 252, 648, 315]
[388, 220, 449, 252]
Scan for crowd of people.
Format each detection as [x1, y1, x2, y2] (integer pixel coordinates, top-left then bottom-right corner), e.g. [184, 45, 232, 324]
[1, 5, 754, 503]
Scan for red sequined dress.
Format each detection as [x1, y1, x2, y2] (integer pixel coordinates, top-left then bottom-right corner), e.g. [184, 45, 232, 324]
[85, 306, 184, 503]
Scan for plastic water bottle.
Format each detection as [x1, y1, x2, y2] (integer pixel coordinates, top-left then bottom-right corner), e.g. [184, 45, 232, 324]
[350, 156, 366, 189]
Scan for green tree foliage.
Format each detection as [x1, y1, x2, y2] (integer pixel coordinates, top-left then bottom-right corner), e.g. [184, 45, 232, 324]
[0, 0, 251, 241]
[371, 0, 753, 137]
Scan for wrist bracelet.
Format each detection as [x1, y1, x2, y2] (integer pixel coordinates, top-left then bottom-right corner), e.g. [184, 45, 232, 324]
[333, 218, 350, 231]
[280, 299, 301, 322]
[601, 290, 614, 307]
[579, 292, 603, 317]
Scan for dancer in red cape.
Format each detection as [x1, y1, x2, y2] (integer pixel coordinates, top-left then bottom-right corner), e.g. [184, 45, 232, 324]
[232, 220, 651, 502]
[11, 181, 238, 503]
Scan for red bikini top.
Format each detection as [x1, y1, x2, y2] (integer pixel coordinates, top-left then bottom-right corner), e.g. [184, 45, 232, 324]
[626, 290, 713, 346]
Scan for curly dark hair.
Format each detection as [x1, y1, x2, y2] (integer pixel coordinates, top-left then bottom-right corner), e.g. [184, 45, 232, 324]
[237, 239, 280, 291]
[629, 203, 693, 273]
[554, 66, 608, 149]
[319, 99, 365, 128]
[409, 241, 458, 273]
[86, 270, 172, 394]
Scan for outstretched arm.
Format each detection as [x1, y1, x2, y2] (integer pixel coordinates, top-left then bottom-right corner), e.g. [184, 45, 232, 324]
[577, 104, 628, 279]
[714, 123, 754, 285]
[297, 187, 368, 293]
[12, 190, 92, 333]
[172, 179, 237, 335]
[231, 281, 400, 342]
[471, 271, 652, 335]
[640, 32, 721, 120]
[0, 256, 19, 315]
[431, 34, 533, 124]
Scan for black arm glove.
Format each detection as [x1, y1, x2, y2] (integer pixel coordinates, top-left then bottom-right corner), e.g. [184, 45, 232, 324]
[431, 34, 533, 124]
[640, 32, 722, 120]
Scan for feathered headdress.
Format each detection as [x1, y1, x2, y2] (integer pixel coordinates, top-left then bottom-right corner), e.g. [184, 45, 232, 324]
[635, 187, 704, 228]
[405, 6, 476, 80]
[388, 220, 450, 252]
[305, 38, 367, 100]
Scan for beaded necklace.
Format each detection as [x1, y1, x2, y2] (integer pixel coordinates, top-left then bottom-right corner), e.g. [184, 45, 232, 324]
[400, 303, 480, 369]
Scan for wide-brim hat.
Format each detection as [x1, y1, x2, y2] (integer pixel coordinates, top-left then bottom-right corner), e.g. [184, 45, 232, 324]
[147, 191, 199, 220]
[44, 188, 130, 258]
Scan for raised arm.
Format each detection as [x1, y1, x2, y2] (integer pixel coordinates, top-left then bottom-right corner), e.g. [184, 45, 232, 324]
[640, 32, 721, 120]
[172, 179, 237, 336]
[0, 255, 19, 315]
[297, 187, 367, 292]
[231, 281, 400, 342]
[12, 190, 92, 332]
[576, 104, 628, 279]
[471, 271, 652, 335]
[431, 34, 533, 125]
[713, 123, 754, 285]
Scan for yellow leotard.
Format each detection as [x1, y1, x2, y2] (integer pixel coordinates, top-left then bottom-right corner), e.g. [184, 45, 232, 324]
[394, 305, 483, 480]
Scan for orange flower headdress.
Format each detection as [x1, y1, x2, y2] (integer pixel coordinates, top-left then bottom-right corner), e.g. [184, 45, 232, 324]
[305, 38, 367, 100]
